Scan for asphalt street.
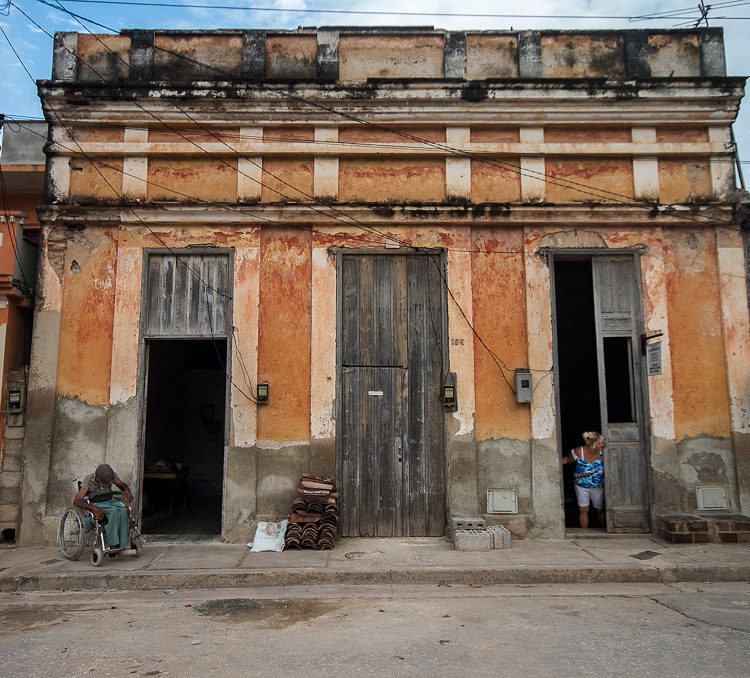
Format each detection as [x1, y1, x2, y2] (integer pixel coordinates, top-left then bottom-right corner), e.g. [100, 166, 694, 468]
[1, 581, 748, 677]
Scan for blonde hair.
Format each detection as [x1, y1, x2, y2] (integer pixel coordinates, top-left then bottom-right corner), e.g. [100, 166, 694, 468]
[582, 431, 604, 447]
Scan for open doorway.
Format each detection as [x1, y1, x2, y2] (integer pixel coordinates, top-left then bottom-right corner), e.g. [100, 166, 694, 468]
[553, 260, 605, 530]
[141, 338, 227, 536]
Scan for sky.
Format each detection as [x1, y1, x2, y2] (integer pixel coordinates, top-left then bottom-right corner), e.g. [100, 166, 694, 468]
[1, 0, 749, 175]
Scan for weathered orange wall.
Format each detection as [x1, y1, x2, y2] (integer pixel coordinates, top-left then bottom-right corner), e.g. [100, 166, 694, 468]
[77, 35, 130, 81]
[471, 159, 522, 203]
[664, 228, 731, 439]
[546, 158, 634, 202]
[339, 126, 445, 145]
[470, 127, 521, 203]
[148, 128, 238, 145]
[658, 160, 712, 203]
[257, 227, 312, 441]
[147, 158, 238, 202]
[266, 35, 317, 79]
[261, 127, 314, 203]
[153, 34, 243, 79]
[338, 126, 447, 201]
[338, 159, 446, 202]
[56, 230, 117, 406]
[655, 127, 709, 144]
[466, 35, 518, 79]
[471, 227, 530, 440]
[338, 35, 444, 80]
[72, 126, 124, 143]
[544, 127, 632, 143]
[6, 193, 41, 226]
[69, 158, 123, 201]
[541, 34, 625, 78]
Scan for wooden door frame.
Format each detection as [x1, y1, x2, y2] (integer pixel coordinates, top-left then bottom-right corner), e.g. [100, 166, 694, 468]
[333, 247, 450, 536]
[548, 248, 653, 533]
[134, 248, 234, 532]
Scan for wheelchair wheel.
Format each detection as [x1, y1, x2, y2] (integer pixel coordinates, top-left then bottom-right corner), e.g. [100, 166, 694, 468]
[58, 507, 87, 560]
[90, 547, 104, 567]
[132, 535, 143, 557]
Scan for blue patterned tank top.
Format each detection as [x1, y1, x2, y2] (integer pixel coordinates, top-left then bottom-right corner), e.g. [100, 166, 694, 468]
[572, 448, 603, 488]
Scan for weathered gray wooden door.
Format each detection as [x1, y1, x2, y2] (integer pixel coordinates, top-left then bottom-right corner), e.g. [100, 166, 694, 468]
[592, 256, 651, 533]
[338, 253, 445, 537]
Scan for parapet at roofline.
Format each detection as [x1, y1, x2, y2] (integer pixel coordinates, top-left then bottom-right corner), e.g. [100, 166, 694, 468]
[52, 27, 730, 85]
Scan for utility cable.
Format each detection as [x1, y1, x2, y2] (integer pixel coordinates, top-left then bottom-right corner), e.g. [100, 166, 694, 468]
[9, 5, 743, 395]
[27, 0, 743, 231]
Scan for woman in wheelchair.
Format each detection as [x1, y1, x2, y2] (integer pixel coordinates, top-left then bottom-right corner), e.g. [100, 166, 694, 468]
[73, 463, 137, 556]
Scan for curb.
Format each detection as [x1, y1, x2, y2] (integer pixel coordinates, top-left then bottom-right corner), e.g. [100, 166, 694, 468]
[2, 564, 749, 592]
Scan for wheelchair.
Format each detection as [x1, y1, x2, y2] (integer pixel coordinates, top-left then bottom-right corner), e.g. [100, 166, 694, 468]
[58, 478, 144, 567]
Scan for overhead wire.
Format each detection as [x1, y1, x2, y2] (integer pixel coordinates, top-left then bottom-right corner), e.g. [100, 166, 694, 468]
[28, 0, 750, 21]
[21, 0, 747, 231]
[18, 1, 748, 390]
[8, 3, 745, 394]
[32, 0, 741, 231]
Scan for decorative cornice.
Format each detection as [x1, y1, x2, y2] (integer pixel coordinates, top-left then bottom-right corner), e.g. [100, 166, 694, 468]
[37, 202, 739, 229]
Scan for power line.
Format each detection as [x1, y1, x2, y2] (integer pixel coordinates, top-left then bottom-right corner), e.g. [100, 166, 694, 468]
[23, 9, 524, 391]
[31, 0, 740, 231]
[30, 0, 750, 21]
[9, 6, 746, 393]
[11, 0, 699, 21]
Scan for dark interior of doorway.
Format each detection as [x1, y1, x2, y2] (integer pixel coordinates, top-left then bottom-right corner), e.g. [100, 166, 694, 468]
[554, 260, 604, 529]
[141, 339, 226, 536]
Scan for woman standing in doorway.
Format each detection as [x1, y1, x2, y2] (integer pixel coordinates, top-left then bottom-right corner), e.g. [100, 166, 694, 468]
[563, 432, 605, 529]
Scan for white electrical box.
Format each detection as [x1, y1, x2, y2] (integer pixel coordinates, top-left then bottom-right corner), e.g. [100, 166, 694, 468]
[487, 488, 518, 513]
[696, 485, 729, 510]
[514, 369, 533, 403]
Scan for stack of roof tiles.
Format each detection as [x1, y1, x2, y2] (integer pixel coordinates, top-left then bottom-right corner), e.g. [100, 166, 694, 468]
[284, 473, 339, 550]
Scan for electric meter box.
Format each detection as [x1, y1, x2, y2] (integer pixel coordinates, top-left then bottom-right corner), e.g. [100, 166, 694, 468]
[514, 369, 533, 403]
[7, 387, 25, 414]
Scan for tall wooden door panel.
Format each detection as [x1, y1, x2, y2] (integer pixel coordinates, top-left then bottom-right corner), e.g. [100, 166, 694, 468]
[340, 366, 406, 536]
[339, 253, 445, 537]
[592, 257, 650, 533]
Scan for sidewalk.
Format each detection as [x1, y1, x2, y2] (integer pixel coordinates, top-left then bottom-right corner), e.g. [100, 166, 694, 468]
[1, 535, 748, 592]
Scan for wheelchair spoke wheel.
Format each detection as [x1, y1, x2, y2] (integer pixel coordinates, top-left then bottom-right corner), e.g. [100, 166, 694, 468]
[58, 507, 87, 560]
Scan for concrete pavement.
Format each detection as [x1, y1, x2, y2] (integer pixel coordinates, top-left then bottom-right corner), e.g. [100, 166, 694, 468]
[1, 534, 749, 591]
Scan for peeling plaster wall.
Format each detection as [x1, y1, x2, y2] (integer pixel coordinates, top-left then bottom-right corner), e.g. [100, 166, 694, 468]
[23, 27, 749, 544]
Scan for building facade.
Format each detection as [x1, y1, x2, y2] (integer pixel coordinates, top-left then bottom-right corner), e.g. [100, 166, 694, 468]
[0, 119, 43, 539]
[19, 27, 750, 544]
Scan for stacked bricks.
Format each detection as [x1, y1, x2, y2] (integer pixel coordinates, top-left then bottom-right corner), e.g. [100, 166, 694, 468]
[658, 515, 710, 544]
[658, 514, 750, 544]
[706, 514, 750, 543]
[284, 474, 339, 550]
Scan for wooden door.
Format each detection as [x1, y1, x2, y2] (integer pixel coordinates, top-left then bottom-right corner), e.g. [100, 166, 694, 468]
[338, 253, 445, 537]
[592, 256, 651, 532]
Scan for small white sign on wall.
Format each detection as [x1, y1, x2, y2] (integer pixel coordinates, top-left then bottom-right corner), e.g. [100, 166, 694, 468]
[647, 341, 662, 376]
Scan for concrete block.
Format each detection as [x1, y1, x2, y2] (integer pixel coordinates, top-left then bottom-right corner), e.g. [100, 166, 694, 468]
[4, 427, 25, 439]
[0, 504, 19, 522]
[0, 470, 21, 488]
[1, 454, 22, 473]
[450, 516, 485, 541]
[487, 525, 511, 549]
[454, 529, 492, 551]
[484, 514, 528, 539]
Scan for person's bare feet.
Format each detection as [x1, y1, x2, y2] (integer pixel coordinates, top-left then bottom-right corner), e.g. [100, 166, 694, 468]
[117, 548, 137, 557]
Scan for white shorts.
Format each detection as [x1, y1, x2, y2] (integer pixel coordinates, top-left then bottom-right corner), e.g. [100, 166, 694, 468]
[575, 484, 604, 509]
